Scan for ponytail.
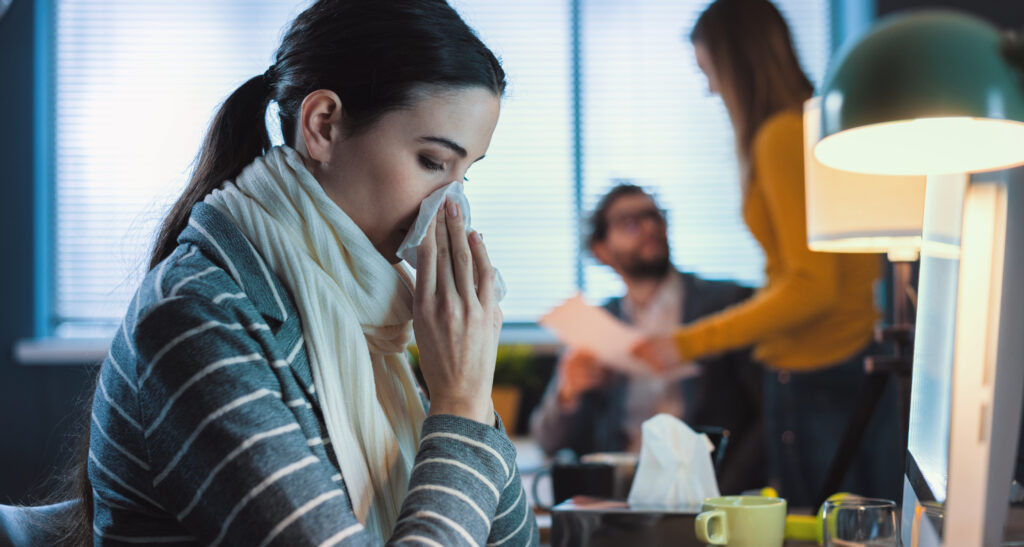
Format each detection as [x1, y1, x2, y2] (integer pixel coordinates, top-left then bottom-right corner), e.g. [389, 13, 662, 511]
[149, 74, 273, 269]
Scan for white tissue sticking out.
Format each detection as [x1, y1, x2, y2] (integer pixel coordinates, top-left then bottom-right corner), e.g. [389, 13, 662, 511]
[396, 181, 507, 301]
[627, 413, 720, 509]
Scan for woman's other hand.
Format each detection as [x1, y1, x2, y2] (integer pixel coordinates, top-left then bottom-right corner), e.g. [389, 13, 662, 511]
[555, 349, 608, 409]
[414, 198, 502, 425]
[631, 335, 682, 373]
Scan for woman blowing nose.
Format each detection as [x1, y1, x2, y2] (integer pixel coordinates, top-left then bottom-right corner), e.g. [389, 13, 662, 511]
[65, 1, 537, 544]
[633, 0, 900, 506]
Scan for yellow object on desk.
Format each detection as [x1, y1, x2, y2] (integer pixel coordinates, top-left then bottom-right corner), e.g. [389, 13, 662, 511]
[751, 487, 855, 545]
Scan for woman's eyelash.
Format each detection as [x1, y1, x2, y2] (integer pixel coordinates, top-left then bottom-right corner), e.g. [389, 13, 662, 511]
[419, 156, 444, 171]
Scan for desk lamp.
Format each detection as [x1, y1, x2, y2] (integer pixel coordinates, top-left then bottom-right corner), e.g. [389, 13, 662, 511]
[810, 10, 1024, 547]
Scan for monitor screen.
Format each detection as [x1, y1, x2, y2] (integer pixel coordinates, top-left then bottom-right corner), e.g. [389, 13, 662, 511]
[906, 174, 965, 505]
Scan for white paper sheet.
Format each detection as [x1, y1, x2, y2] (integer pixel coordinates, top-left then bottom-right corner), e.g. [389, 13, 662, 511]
[539, 293, 664, 377]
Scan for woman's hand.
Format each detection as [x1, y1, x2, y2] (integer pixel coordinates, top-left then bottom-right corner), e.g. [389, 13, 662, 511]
[631, 335, 682, 373]
[414, 198, 502, 425]
[555, 349, 608, 409]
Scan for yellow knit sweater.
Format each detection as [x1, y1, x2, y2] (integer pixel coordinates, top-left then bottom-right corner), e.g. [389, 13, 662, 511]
[673, 110, 880, 371]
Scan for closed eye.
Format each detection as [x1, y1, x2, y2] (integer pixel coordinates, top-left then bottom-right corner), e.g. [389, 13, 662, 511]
[419, 155, 444, 171]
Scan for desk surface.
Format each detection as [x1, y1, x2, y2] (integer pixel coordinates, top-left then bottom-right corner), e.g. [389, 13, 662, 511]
[513, 437, 1024, 546]
[535, 507, 1024, 547]
[515, 437, 815, 546]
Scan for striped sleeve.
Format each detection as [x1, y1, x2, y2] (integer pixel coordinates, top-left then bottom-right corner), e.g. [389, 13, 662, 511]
[134, 295, 365, 546]
[396, 415, 538, 546]
[486, 415, 539, 546]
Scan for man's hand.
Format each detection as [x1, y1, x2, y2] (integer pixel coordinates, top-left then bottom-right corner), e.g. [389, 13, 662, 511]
[631, 335, 681, 373]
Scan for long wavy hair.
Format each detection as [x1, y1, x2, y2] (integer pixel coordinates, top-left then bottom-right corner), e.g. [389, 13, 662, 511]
[691, 0, 813, 180]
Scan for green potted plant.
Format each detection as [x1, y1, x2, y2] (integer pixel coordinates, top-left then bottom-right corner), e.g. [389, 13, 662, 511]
[490, 344, 539, 434]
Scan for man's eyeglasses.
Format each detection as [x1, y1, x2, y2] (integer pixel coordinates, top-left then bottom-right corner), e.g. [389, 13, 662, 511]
[607, 208, 667, 234]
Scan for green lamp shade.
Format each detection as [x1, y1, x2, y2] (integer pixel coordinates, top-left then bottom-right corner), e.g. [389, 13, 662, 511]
[814, 11, 1024, 175]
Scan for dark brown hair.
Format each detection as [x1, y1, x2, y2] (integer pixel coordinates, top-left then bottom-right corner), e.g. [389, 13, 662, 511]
[690, 0, 813, 178]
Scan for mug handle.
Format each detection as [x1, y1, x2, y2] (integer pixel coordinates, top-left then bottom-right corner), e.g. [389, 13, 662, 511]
[530, 467, 553, 511]
[695, 510, 728, 545]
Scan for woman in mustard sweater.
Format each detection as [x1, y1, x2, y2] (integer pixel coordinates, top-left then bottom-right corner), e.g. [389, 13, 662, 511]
[634, 0, 900, 505]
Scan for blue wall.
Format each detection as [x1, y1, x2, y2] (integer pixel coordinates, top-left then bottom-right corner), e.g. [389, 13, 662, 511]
[0, 0, 95, 504]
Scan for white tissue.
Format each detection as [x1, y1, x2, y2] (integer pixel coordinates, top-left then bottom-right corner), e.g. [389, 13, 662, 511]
[395, 181, 506, 301]
[626, 413, 720, 508]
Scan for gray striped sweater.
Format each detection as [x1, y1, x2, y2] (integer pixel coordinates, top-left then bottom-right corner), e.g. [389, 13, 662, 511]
[88, 202, 537, 546]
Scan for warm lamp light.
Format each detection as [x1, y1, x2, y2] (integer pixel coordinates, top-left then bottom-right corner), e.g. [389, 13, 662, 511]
[803, 97, 925, 261]
[815, 11, 1024, 175]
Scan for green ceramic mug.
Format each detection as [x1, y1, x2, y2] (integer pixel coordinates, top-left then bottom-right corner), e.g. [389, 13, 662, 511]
[694, 496, 787, 547]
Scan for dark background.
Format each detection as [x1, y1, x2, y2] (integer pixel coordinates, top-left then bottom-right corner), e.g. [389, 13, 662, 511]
[2, 0, 1023, 503]
[877, 0, 1024, 28]
[0, 0, 100, 504]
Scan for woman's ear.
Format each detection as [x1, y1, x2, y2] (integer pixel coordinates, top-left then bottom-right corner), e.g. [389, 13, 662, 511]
[298, 89, 344, 163]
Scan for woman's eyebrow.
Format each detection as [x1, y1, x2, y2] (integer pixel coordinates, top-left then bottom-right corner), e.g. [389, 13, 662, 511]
[419, 136, 466, 157]
[418, 136, 486, 162]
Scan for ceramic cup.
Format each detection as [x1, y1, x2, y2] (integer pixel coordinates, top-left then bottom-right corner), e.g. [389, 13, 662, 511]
[695, 495, 787, 547]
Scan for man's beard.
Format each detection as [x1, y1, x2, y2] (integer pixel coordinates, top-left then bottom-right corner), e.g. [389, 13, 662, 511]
[620, 252, 671, 280]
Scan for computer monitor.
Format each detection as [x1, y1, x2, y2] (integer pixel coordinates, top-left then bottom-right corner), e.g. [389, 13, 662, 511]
[902, 166, 1024, 547]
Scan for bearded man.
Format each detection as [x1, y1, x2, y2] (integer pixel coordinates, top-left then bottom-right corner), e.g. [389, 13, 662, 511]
[529, 183, 765, 494]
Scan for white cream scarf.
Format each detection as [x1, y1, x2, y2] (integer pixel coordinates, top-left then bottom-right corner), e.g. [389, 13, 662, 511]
[204, 145, 425, 539]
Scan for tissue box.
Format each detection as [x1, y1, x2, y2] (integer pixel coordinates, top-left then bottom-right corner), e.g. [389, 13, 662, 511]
[550, 497, 704, 547]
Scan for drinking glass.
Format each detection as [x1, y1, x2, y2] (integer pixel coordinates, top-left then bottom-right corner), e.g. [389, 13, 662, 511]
[822, 497, 900, 547]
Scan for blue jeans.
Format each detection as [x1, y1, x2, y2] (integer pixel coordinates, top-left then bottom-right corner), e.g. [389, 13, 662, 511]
[763, 345, 903, 507]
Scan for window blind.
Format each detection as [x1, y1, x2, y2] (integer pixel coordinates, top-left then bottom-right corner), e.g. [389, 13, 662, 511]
[53, 0, 572, 333]
[444, 0, 576, 323]
[51, 0, 828, 335]
[54, 0, 305, 337]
